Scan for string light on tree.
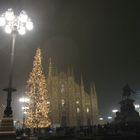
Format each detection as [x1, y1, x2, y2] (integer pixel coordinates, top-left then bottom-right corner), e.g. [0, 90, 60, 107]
[25, 48, 51, 128]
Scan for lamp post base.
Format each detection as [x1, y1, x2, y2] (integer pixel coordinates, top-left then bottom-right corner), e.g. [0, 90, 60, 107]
[3, 87, 16, 117]
[0, 117, 16, 139]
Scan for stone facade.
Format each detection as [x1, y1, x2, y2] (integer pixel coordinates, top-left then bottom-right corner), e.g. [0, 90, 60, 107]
[47, 58, 98, 127]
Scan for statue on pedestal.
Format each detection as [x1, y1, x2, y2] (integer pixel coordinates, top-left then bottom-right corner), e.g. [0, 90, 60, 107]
[114, 84, 140, 124]
[122, 84, 135, 99]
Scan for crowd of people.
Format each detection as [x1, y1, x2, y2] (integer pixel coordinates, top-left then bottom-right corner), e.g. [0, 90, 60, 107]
[16, 122, 140, 138]
[55, 123, 140, 136]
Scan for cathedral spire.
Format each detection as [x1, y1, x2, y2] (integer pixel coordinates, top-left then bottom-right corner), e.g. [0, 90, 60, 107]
[67, 66, 71, 76]
[90, 82, 99, 124]
[48, 57, 52, 78]
[54, 67, 58, 76]
[71, 67, 74, 77]
[80, 74, 84, 89]
[90, 82, 97, 97]
[90, 83, 93, 94]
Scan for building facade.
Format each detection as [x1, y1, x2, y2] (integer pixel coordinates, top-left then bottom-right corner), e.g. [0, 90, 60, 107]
[47, 58, 98, 127]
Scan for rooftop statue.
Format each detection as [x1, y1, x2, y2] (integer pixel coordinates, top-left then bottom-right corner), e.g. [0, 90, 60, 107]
[122, 84, 135, 99]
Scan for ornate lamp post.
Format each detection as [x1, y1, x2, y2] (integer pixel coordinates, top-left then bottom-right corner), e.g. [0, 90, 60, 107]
[0, 9, 33, 138]
[0, 8, 33, 118]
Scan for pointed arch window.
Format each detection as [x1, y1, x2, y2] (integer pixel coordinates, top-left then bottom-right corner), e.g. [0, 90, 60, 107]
[76, 100, 79, 104]
[61, 99, 65, 106]
[76, 97, 80, 105]
[77, 107, 80, 113]
[86, 107, 89, 113]
[60, 84, 65, 93]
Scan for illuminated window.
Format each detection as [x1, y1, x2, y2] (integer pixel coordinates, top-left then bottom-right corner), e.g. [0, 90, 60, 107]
[47, 101, 50, 105]
[62, 99, 65, 106]
[60, 84, 65, 93]
[76, 100, 79, 104]
[87, 107, 89, 113]
[77, 107, 80, 113]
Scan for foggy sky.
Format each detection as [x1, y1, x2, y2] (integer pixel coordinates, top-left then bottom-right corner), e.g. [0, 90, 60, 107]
[0, 0, 140, 120]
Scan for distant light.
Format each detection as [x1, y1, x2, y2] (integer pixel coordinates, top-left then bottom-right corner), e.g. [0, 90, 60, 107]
[49, 130, 53, 133]
[99, 117, 103, 121]
[19, 97, 30, 103]
[22, 106, 29, 110]
[134, 104, 140, 109]
[112, 109, 118, 113]
[26, 98, 30, 102]
[76, 101, 79, 104]
[61, 99, 65, 106]
[22, 107, 25, 110]
[19, 98, 23, 102]
[47, 101, 50, 105]
[107, 116, 112, 120]
[23, 111, 27, 114]
[77, 107, 80, 113]
[87, 107, 89, 113]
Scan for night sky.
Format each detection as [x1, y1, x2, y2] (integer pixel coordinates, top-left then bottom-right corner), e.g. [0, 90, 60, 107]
[0, 0, 140, 120]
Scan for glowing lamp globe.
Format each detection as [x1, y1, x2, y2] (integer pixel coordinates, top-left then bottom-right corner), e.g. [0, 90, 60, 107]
[0, 8, 33, 35]
[5, 9, 14, 21]
[18, 27, 26, 35]
[26, 21, 33, 30]
[5, 25, 12, 34]
[0, 16, 6, 26]
[18, 11, 28, 23]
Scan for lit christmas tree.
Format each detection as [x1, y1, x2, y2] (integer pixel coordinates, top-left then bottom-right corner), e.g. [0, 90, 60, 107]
[25, 48, 51, 128]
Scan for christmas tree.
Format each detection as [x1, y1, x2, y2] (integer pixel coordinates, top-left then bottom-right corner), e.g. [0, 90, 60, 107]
[25, 48, 51, 128]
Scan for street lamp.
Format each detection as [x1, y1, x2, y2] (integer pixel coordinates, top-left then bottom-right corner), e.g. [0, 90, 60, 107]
[0, 8, 33, 118]
[99, 117, 103, 121]
[112, 109, 118, 113]
[107, 116, 112, 120]
[19, 97, 30, 136]
[134, 104, 140, 109]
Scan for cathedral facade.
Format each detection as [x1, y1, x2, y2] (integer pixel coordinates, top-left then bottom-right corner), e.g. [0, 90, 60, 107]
[47, 59, 98, 127]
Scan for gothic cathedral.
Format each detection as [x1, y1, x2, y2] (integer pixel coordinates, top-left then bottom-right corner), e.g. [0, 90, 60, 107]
[47, 58, 99, 127]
